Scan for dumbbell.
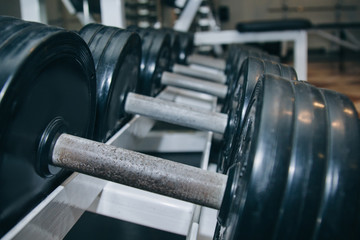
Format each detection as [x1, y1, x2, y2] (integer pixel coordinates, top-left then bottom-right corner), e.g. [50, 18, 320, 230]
[80, 24, 232, 142]
[81, 23, 297, 111]
[78, 24, 300, 177]
[213, 75, 360, 240]
[1, 20, 359, 240]
[78, 23, 297, 176]
[77, 23, 299, 178]
[0, 16, 97, 235]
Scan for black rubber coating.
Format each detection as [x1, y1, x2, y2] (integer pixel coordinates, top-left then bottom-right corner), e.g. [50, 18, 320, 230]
[0, 17, 42, 50]
[239, 57, 297, 125]
[272, 81, 328, 239]
[221, 50, 243, 113]
[133, 29, 157, 95]
[216, 75, 360, 240]
[142, 31, 171, 96]
[177, 31, 194, 64]
[80, 24, 141, 142]
[218, 57, 298, 173]
[78, 23, 104, 47]
[161, 28, 181, 67]
[312, 88, 360, 240]
[216, 75, 295, 239]
[80, 25, 118, 70]
[221, 47, 283, 114]
[0, 19, 96, 237]
[217, 61, 244, 173]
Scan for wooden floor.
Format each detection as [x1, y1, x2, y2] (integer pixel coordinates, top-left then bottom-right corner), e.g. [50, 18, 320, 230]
[306, 60, 360, 116]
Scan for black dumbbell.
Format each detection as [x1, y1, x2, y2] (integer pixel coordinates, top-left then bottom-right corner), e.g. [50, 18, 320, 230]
[90, 24, 297, 110]
[1, 20, 359, 240]
[0, 17, 97, 236]
[213, 75, 360, 240]
[78, 24, 299, 176]
[77, 23, 295, 174]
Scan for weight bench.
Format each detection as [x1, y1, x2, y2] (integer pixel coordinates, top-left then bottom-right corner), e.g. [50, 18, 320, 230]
[195, 19, 360, 81]
[195, 19, 311, 80]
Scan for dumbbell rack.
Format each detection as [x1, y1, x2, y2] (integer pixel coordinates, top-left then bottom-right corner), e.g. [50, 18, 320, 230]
[3, 87, 219, 240]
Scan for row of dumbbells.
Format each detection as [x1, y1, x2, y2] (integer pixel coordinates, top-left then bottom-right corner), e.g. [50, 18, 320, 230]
[79, 22, 298, 176]
[0, 16, 359, 240]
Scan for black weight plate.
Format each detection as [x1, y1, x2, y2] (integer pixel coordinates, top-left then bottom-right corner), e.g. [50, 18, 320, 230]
[126, 27, 147, 58]
[0, 23, 96, 237]
[0, 15, 26, 24]
[217, 67, 244, 173]
[221, 47, 243, 113]
[0, 15, 17, 21]
[216, 76, 264, 237]
[221, 51, 244, 113]
[135, 27, 149, 39]
[221, 51, 251, 113]
[161, 28, 180, 67]
[224, 45, 240, 75]
[177, 31, 194, 64]
[223, 60, 296, 171]
[79, 23, 104, 46]
[169, 31, 180, 65]
[236, 57, 265, 123]
[142, 31, 171, 96]
[80, 24, 119, 70]
[278, 63, 298, 81]
[240, 57, 283, 124]
[224, 45, 264, 77]
[216, 75, 295, 240]
[227, 52, 243, 91]
[94, 29, 141, 142]
[126, 25, 139, 32]
[312, 89, 360, 240]
[272, 81, 328, 239]
[0, 18, 42, 50]
[137, 30, 156, 94]
[262, 57, 282, 73]
[127, 26, 149, 40]
[224, 45, 280, 86]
